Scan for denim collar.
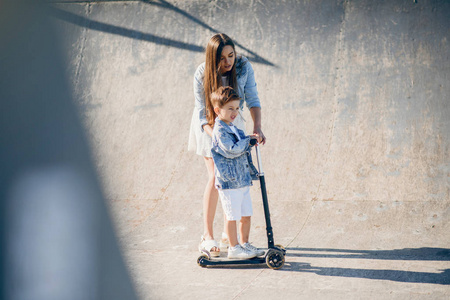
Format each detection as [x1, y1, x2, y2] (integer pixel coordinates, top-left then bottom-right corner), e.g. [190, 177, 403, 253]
[215, 117, 244, 140]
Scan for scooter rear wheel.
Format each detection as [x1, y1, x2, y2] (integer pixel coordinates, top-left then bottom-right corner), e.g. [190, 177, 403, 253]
[275, 244, 285, 250]
[266, 249, 285, 270]
[197, 254, 209, 267]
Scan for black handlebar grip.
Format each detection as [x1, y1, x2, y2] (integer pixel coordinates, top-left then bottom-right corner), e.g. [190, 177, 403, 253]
[250, 138, 258, 146]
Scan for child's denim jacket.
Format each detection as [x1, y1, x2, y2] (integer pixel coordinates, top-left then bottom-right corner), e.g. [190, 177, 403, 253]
[211, 118, 258, 190]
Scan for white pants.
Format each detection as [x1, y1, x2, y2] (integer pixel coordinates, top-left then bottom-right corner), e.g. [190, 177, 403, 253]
[218, 186, 253, 221]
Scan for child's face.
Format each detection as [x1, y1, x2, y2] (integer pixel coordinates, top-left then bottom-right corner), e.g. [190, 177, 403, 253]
[215, 100, 240, 125]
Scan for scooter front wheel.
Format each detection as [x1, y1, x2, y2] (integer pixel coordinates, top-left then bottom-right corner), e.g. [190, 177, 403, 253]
[266, 249, 285, 270]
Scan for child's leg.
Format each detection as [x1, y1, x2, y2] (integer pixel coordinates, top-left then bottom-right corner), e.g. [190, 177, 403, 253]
[240, 186, 253, 244]
[218, 188, 242, 248]
[226, 220, 239, 247]
[239, 216, 251, 244]
[239, 187, 264, 256]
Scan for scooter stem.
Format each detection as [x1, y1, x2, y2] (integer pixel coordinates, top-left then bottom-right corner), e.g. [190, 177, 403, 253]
[255, 143, 264, 176]
[255, 145, 274, 249]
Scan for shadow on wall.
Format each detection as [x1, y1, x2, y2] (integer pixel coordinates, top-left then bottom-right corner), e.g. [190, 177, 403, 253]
[283, 247, 450, 285]
[0, 1, 138, 299]
[48, 0, 276, 66]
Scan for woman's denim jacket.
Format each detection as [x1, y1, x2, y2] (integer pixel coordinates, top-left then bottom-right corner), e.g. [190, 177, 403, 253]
[194, 56, 261, 132]
[211, 118, 258, 190]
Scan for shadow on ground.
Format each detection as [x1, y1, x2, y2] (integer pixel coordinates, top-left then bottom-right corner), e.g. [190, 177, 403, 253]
[197, 247, 450, 285]
[281, 247, 450, 285]
[282, 262, 450, 285]
[286, 247, 450, 261]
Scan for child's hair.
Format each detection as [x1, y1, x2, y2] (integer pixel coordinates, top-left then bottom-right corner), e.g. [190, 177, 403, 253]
[211, 86, 240, 109]
[210, 86, 241, 126]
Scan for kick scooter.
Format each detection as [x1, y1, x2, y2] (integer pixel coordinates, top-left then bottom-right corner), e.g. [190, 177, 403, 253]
[197, 140, 286, 269]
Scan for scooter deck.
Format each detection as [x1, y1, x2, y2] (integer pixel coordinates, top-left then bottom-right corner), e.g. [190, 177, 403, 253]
[198, 255, 266, 267]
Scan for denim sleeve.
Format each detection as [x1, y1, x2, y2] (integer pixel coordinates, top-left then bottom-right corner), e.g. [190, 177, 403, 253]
[213, 128, 250, 159]
[193, 64, 208, 132]
[244, 61, 261, 109]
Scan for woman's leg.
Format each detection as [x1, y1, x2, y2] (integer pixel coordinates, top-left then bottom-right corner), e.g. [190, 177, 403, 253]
[239, 216, 251, 244]
[203, 157, 219, 247]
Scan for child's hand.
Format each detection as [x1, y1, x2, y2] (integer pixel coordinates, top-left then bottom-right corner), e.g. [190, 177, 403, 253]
[249, 135, 259, 146]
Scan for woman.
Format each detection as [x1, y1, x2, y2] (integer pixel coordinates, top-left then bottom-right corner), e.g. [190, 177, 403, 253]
[188, 33, 265, 256]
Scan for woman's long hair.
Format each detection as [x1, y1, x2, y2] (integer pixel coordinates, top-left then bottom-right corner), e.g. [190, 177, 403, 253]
[204, 33, 238, 127]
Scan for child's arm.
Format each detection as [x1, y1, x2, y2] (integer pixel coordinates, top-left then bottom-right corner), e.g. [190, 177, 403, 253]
[213, 127, 251, 159]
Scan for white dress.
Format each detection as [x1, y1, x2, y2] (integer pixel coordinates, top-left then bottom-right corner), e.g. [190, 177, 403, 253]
[188, 108, 245, 158]
[188, 75, 246, 158]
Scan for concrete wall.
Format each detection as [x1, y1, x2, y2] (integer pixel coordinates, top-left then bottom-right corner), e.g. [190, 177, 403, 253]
[52, 0, 449, 204]
[45, 1, 450, 297]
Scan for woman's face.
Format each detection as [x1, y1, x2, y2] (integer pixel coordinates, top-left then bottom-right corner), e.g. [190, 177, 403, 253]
[218, 45, 235, 74]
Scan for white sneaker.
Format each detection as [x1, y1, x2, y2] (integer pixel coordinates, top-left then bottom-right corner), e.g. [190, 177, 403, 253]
[220, 232, 241, 251]
[228, 244, 257, 259]
[243, 243, 265, 256]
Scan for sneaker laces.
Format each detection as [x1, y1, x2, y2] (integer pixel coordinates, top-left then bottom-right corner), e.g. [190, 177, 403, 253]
[232, 244, 252, 254]
[244, 243, 259, 251]
[240, 245, 254, 255]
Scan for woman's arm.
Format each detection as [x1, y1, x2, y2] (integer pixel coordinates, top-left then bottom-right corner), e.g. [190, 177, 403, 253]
[250, 107, 265, 144]
[243, 60, 266, 144]
[202, 124, 214, 137]
[193, 63, 208, 132]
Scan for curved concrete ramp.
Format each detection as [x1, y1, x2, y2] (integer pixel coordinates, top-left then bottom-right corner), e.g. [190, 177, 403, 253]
[52, 0, 449, 299]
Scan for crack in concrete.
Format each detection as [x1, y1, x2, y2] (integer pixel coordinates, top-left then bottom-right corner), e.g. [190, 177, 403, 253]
[286, 197, 316, 248]
[126, 144, 187, 234]
[72, 3, 91, 97]
[232, 269, 265, 300]
[287, 0, 350, 248]
[315, 0, 349, 200]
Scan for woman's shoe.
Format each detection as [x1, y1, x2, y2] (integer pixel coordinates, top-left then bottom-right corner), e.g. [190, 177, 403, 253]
[198, 235, 220, 257]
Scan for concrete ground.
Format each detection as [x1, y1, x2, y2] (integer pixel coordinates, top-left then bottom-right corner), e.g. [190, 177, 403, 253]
[49, 0, 449, 299]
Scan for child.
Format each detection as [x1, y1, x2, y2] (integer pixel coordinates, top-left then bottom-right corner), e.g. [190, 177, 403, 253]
[210, 86, 265, 259]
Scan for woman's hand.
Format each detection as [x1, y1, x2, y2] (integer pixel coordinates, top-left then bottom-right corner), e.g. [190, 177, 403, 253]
[253, 127, 266, 145]
[249, 107, 266, 145]
[203, 124, 214, 138]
